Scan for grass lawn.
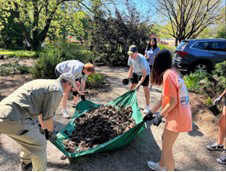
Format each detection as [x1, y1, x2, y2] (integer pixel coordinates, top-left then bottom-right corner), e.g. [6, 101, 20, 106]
[158, 43, 176, 52]
[0, 49, 38, 58]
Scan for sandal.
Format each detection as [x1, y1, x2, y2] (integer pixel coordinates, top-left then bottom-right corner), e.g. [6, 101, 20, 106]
[216, 155, 226, 165]
[206, 143, 224, 151]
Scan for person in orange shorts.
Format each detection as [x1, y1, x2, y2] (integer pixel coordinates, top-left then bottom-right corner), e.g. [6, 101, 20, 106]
[146, 50, 192, 171]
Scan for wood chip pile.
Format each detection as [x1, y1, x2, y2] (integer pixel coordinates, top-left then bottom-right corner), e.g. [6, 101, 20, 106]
[63, 105, 136, 153]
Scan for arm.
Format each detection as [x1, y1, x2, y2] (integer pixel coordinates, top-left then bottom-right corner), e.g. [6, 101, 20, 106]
[38, 115, 54, 131]
[138, 68, 146, 86]
[160, 96, 178, 118]
[219, 89, 226, 98]
[128, 66, 133, 78]
[80, 80, 86, 95]
[151, 96, 162, 113]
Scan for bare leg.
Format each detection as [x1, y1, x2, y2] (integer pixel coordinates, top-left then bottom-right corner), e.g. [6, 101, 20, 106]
[62, 84, 72, 110]
[159, 128, 179, 171]
[143, 86, 150, 106]
[217, 105, 226, 145]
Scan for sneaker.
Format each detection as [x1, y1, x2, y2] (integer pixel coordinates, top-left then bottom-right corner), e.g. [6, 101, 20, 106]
[63, 109, 71, 118]
[206, 143, 224, 151]
[216, 155, 226, 165]
[21, 162, 32, 171]
[147, 161, 166, 171]
[143, 106, 150, 114]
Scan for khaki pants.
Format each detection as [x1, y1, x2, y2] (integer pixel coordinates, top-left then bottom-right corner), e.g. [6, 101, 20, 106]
[0, 118, 47, 171]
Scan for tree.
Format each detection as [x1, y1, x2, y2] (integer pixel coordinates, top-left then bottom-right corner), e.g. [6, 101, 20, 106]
[90, 0, 150, 65]
[0, 0, 88, 50]
[152, 0, 223, 45]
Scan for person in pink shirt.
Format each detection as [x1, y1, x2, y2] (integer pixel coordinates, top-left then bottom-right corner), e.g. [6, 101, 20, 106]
[146, 50, 192, 171]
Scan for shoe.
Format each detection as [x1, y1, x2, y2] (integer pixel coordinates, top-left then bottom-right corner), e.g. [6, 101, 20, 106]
[216, 155, 226, 165]
[63, 109, 71, 118]
[147, 161, 166, 171]
[21, 162, 32, 171]
[143, 106, 150, 114]
[206, 143, 224, 151]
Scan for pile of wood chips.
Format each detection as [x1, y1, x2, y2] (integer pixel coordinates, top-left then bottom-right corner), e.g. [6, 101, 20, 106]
[63, 105, 136, 153]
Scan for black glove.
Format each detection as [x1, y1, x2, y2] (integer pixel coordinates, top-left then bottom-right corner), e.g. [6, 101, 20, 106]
[152, 115, 163, 126]
[73, 91, 79, 96]
[143, 111, 154, 122]
[48, 130, 57, 142]
[81, 95, 86, 101]
[43, 129, 57, 142]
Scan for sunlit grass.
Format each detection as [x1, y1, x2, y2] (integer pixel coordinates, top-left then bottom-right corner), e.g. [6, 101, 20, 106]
[0, 49, 38, 58]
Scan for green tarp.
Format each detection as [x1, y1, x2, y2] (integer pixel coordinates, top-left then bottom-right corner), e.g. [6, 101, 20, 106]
[52, 90, 146, 158]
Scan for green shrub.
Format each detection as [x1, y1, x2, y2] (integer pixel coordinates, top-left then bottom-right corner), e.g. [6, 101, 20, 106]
[31, 51, 62, 79]
[213, 61, 226, 94]
[183, 61, 225, 99]
[31, 40, 93, 79]
[86, 73, 105, 88]
[0, 62, 31, 76]
[183, 71, 209, 93]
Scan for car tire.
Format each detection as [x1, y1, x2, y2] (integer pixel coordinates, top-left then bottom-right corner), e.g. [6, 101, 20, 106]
[192, 62, 212, 73]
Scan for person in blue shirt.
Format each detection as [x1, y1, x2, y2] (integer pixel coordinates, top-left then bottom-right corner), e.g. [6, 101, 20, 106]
[145, 38, 160, 89]
[127, 45, 151, 114]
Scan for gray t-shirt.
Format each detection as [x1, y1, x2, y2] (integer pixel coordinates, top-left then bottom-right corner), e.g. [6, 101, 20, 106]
[56, 60, 87, 81]
[0, 79, 63, 121]
[127, 53, 150, 76]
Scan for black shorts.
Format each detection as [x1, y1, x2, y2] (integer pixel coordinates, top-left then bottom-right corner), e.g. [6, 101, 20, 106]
[131, 73, 149, 86]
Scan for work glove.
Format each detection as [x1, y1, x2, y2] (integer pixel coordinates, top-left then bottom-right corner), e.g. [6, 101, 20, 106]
[143, 111, 154, 122]
[81, 95, 86, 101]
[43, 129, 57, 142]
[213, 96, 222, 105]
[73, 91, 79, 96]
[152, 115, 163, 126]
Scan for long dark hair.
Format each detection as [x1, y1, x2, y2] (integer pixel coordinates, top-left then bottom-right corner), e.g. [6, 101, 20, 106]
[151, 50, 173, 85]
[146, 38, 157, 51]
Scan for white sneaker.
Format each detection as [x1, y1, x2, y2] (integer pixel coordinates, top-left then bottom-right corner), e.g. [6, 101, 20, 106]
[143, 106, 150, 114]
[62, 109, 70, 118]
[147, 161, 166, 171]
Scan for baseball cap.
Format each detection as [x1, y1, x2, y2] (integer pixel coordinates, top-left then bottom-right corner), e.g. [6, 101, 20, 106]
[59, 73, 76, 89]
[128, 45, 138, 54]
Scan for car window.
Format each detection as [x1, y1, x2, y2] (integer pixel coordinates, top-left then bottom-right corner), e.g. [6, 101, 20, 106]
[192, 42, 208, 50]
[208, 42, 226, 52]
[176, 41, 188, 50]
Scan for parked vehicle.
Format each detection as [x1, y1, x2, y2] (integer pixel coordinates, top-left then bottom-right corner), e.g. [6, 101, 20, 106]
[173, 38, 226, 73]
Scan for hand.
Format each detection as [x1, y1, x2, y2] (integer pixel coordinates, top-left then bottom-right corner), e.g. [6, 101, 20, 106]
[73, 91, 79, 96]
[43, 129, 57, 142]
[143, 111, 154, 122]
[152, 115, 163, 126]
[48, 130, 57, 142]
[81, 95, 86, 101]
[213, 96, 222, 105]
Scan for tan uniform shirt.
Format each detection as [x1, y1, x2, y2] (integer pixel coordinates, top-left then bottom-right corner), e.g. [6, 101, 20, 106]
[0, 79, 63, 121]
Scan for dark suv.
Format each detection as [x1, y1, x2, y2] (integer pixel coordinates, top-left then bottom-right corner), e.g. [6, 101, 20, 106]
[173, 38, 226, 72]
